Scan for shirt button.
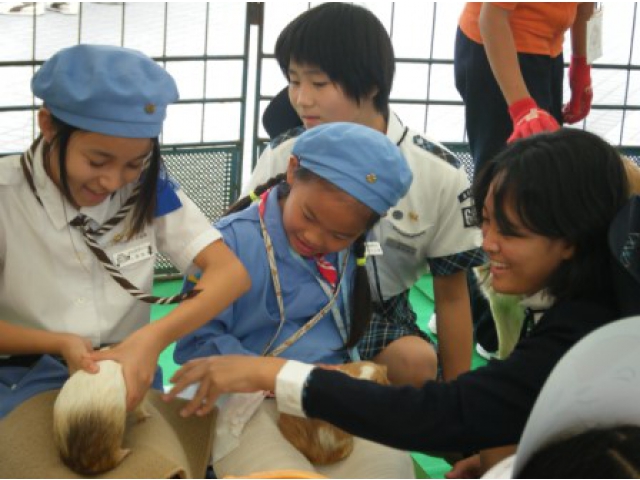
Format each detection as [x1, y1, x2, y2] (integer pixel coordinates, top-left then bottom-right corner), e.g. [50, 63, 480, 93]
[76, 297, 86, 304]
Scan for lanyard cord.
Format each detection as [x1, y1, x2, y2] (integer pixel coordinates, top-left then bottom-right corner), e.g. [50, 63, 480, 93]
[257, 189, 349, 357]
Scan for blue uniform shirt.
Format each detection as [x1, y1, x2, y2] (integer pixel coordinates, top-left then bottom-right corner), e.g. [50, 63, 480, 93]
[175, 185, 356, 365]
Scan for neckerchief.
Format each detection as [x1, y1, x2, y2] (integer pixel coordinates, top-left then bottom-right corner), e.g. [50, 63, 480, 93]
[19, 137, 198, 304]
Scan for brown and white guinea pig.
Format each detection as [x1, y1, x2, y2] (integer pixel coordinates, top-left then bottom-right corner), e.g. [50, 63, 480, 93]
[52, 359, 149, 475]
[277, 361, 390, 465]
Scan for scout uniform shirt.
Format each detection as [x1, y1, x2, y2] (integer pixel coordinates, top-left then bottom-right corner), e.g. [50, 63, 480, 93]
[0, 141, 221, 347]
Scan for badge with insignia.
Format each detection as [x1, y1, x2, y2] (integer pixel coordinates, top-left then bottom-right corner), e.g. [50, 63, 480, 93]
[462, 206, 477, 228]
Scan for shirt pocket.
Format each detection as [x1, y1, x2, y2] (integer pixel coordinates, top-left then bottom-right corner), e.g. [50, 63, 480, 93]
[375, 215, 434, 275]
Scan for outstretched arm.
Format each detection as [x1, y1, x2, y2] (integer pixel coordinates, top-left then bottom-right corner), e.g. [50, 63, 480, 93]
[162, 296, 614, 454]
[163, 355, 286, 417]
[92, 240, 250, 411]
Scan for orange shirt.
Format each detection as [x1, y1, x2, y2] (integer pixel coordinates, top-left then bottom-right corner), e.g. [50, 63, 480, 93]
[459, 2, 580, 57]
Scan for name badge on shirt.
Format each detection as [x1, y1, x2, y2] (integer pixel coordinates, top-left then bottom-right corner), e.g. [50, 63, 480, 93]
[385, 238, 417, 256]
[365, 241, 383, 256]
[586, 7, 603, 63]
[112, 243, 153, 268]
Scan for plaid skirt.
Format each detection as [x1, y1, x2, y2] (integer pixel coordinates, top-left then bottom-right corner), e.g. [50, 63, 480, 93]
[357, 290, 433, 360]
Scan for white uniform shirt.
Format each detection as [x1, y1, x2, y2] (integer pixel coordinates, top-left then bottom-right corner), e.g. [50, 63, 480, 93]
[245, 113, 483, 299]
[0, 142, 221, 346]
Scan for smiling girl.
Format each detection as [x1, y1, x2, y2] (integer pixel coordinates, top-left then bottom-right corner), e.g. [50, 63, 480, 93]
[0, 44, 250, 417]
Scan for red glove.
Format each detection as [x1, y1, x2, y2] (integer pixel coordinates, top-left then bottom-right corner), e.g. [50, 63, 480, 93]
[563, 55, 593, 124]
[507, 97, 560, 143]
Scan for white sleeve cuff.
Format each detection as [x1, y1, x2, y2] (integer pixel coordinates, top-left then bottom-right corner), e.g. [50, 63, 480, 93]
[275, 360, 315, 417]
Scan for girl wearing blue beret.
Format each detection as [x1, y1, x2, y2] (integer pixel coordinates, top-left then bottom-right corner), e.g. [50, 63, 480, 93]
[170, 122, 415, 477]
[0, 44, 250, 417]
[166, 129, 630, 476]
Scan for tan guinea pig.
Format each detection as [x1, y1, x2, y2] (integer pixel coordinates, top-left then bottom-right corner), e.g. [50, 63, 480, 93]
[52, 359, 149, 475]
[277, 361, 390, 465]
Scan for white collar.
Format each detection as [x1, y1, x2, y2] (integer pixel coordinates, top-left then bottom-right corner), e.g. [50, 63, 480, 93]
[520, 290, 555, 324]
[385, 111, 407, 145]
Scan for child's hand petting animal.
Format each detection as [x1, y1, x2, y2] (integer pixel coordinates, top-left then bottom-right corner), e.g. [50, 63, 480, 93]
[58, 333, 98, 375]
[278, 361, 390, 465]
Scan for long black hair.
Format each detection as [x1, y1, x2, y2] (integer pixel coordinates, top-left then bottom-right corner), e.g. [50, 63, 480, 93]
[472, 129, 629, 301]
[227, 169, 378, 350]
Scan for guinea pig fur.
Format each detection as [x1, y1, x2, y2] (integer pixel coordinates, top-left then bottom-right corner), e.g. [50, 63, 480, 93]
[52, 359, 148, 475]
[278, 361, 390, 465]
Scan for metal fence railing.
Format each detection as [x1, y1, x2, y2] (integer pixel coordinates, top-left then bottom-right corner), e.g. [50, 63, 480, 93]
[2, 2, 639, 182]
[155, 143, 242, 277]
[0, 2, 251, 180]
[252, 2, 640, 159]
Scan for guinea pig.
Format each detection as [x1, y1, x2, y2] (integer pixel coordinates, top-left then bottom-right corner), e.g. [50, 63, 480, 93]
[52, 359, 149, 475]
[277, 361, 389, 465]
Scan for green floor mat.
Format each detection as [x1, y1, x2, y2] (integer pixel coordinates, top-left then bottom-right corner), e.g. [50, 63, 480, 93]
[409, 274, 488, 370]
[151, 279, 182, 384]
[407, 274, 489, 477]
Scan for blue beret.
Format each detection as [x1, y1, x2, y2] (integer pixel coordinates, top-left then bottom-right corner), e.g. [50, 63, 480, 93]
[31, 44, 178, 138]
[292, 123, 412, 215]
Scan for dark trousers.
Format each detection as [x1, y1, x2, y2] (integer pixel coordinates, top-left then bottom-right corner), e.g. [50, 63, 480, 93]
[454, 27, 565, 176]
[454, 28, 564, 352]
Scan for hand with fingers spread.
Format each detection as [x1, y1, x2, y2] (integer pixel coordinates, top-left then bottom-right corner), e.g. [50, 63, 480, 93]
[90, 330, 163, 412]
[163, 355, 287, 417]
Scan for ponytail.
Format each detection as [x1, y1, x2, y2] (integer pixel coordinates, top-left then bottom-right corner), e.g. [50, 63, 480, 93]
[344, 233, 373, 349]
